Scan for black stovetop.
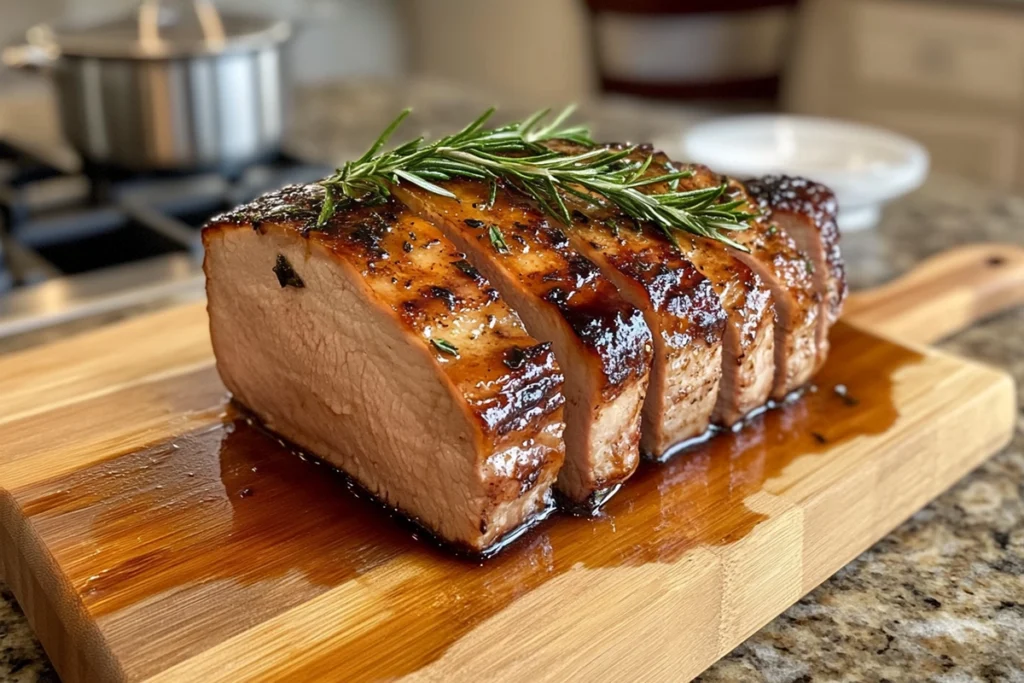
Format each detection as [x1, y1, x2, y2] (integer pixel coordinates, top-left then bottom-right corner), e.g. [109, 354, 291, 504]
[0, 139, 332, 294]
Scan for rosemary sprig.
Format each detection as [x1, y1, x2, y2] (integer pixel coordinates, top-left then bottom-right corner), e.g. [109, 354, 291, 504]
[317, 107, 754, 250]
[488, 224, 509, 253]
[430, 338, 459, 356]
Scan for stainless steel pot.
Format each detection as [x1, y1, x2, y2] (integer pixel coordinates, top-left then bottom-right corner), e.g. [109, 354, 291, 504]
[3, 1, 292, 172]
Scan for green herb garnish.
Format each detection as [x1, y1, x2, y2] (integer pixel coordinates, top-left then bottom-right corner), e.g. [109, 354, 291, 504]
[316, 189, 335, 228]
[485, 177, 498, 209]
[488, 225, 509, 253]
[430, 338, 459, 356]
[316, 106, 755, 250]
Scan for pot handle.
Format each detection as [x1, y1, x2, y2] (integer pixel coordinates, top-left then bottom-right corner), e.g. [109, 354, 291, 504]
[138, 0, 227, 50]
[2, 43, 56, 71]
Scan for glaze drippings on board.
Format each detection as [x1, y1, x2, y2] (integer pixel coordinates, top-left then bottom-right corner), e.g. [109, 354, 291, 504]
[11, 322, 922, 680]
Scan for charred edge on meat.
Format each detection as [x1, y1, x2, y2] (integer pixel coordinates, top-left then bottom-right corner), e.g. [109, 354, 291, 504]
[485, 187, 652, 390]
[216, 187, 567, 444]
[556, 482, 625, 516]
[477, 342, 565, 437]
[425, 286, 459, 311]
[742, 174, 847, 308]
[451, 259, 483, 281]
[213, 184, 323, 234]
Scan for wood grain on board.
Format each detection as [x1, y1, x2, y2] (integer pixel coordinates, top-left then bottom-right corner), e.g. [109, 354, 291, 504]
[0, 247, 1019, 682]
[843, 243, 1024, 345]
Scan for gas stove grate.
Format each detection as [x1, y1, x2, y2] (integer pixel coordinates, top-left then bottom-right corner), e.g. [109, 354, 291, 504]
[0, 139, 331, 293]
[0, 139, 332, 337]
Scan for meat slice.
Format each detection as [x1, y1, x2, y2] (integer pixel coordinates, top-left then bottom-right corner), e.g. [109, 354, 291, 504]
[678, 236, 775, 425]
[392, 180, 652, 507]
[667, 162, 820, 398]
[552, 195, 728, 456]
[744, 175, 847, 370]
[203, 185, 566, 553]
[554, 142, 775, 428]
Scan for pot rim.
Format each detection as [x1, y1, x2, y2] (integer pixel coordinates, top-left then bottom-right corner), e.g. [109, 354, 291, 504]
[25, 12, 292, 62]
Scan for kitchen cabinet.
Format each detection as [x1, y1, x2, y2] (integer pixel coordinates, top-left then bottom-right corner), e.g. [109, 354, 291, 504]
[785, 0, 1024, 189]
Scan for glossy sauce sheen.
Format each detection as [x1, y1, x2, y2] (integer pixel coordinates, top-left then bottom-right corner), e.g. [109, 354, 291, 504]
[551, 180, 729, 452]
[215, 186, 565, 442]
[396, 179, 652, 397]
[684, 163, 821, 396]
[392, 178, 654, 503]
[10, 322, 921, 680]
[560, 195, 726, 348]
[550, 142, 775, 426]
[744, 175, 847, 324]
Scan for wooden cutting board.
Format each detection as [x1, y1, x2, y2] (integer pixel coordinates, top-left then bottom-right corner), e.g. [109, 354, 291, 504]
[1, 245, 1021, 683]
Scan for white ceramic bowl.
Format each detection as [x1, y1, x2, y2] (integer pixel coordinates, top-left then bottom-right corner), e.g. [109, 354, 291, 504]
[681, 115, 929, 230]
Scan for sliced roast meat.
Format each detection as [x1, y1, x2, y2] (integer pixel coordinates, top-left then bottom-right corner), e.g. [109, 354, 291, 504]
[552, 194, 727, 457]
[565, 143, 776, 427]
[392, 180, 652, 506]
[679, 236, 775, 425]
[203, 186, 566, 553]
[666, 161, 820, 398]
[744, 175, 846, 370]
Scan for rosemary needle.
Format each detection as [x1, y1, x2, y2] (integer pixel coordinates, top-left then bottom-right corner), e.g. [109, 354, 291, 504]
[430, 338, 459, 356]
[317, 107, 755, 250]
[488, 224, 509, 253]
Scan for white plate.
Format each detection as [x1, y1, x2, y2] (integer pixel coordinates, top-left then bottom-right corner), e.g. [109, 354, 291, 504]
[682, 115, 930, 230]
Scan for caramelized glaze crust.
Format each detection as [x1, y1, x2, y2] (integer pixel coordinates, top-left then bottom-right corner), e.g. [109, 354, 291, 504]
[539, 142, 724, 347]
[743, 175, 847, 325]
[563, 199, 726, 346]
[210, 185, 565, 443]
[395, 178, 652, 400]
[672, 162, 819, 301]
[391, 178, 652, 503]
[556, 194, 729, 451]
[628, 148, 774, 348]
[663, 162, 820, 395]
[554, 142, 775, 425]
[682, 235, 771, 346]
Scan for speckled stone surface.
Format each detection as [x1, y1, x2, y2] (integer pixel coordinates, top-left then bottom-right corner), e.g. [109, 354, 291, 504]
[700, 309, 1024, 683]
[698, 179, 1024, 683]
[0, 85, 1022, 681]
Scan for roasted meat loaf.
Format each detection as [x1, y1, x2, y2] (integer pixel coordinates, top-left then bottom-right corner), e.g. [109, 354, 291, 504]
[619, 148, 777, 425]
[554, 194, 727, 457]
[204, 187, 566, 553]
[202, 127, 845, 552]
[664, 160, 829, 399]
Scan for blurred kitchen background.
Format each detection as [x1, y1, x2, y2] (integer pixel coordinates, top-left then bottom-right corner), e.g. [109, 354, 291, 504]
[0, 0, 1018, 341]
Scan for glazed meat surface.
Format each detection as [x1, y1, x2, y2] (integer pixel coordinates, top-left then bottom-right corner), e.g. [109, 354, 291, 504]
[667, 161, 821, 398]
[551, 189, 727, 457]
[744, 175, 847, 369]
[679, 235, 775, 424]
[202, 124, 847, 551]
[561, 143, 776, 428]
[203, 186, 566, 552]
[393, 180, 652, 506]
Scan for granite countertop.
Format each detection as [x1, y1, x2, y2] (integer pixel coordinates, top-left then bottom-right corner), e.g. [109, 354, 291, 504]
[700, 179, 1024, 683]
[1, 83, 1022, 681]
